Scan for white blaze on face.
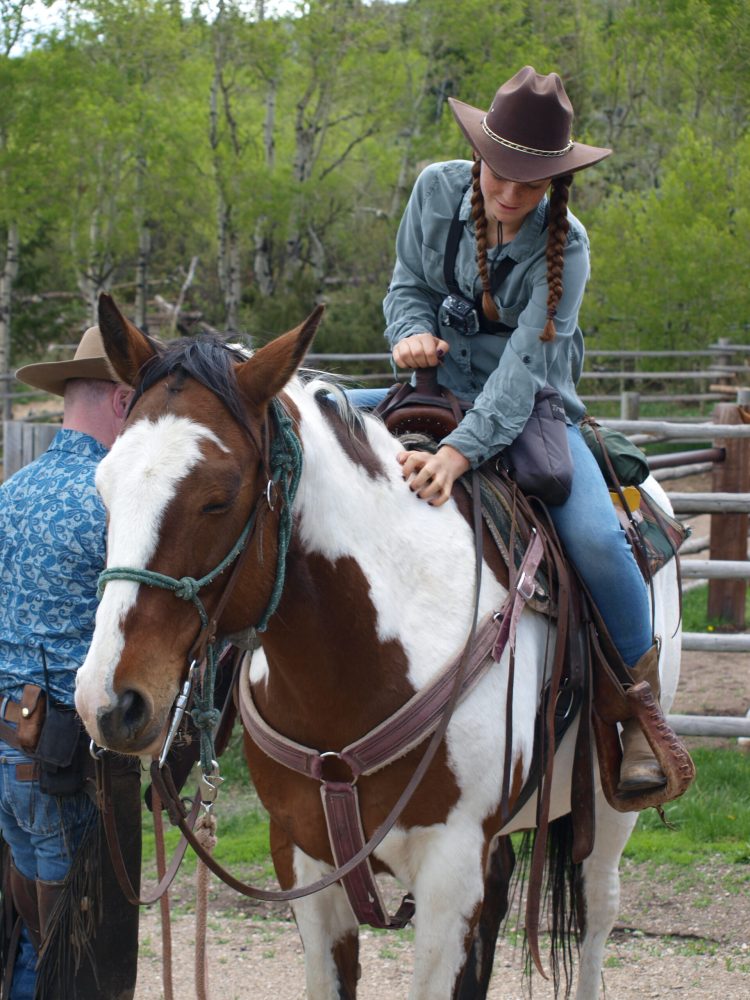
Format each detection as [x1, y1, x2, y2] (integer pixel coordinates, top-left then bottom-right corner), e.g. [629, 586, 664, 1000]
[75, 414, 228, 731]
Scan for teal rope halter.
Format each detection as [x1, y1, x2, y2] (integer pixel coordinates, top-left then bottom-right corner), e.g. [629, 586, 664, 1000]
[97, 398, 303, 776]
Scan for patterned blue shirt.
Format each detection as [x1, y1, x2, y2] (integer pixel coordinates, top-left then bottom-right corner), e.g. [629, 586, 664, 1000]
[0, 429, 108, 706]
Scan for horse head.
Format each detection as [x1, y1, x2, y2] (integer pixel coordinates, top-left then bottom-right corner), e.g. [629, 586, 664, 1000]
[75, 293, 323, 755]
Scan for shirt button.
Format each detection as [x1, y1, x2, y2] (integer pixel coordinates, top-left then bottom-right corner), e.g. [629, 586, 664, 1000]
[522, 355, 532, 364]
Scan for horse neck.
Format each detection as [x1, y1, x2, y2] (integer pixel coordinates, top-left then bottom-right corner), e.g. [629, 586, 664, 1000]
[258, 383, 498, 701]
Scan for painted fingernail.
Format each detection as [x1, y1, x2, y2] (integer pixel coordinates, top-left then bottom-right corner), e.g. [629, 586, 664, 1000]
[436, 349, 445, 360]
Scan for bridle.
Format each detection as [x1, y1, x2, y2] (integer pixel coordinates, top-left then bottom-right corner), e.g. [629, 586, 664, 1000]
[95, 397, 303, 778]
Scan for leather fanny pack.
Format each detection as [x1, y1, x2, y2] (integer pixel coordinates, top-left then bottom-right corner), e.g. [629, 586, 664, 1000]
[501, 387, 573, 506]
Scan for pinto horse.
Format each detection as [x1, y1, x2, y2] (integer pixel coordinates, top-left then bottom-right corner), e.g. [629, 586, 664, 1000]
[75, 296, 682, 1000]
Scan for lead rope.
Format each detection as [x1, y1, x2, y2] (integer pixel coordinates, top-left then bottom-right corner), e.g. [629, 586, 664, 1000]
[194, 811, 218, 1000]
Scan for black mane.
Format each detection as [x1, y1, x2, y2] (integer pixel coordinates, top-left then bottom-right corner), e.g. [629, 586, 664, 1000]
[129, 335, 252, 431]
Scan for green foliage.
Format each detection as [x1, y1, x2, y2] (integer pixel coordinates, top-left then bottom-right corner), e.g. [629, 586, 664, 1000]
[1, 0, 749, 358]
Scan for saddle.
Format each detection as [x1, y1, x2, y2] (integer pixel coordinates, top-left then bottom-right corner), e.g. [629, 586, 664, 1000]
[375, 372, 695, 827]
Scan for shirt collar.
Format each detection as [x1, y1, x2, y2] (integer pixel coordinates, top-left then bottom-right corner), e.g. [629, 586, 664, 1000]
[48, 428, 109, 463]
[464, 195, 549, 262]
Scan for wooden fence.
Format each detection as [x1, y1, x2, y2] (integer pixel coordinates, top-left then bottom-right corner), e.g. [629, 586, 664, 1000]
[600, 396, 750, 740]
[300, 340, 749, 409]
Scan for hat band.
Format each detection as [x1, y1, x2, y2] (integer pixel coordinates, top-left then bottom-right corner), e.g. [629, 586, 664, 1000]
[481, 117, 573, 157]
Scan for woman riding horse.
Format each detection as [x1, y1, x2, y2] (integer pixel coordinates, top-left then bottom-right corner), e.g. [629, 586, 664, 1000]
[370, 65, 665, 793]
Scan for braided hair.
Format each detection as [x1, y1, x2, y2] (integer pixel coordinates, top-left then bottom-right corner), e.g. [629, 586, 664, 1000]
[470, 158, 574, 342]
[470, 158, 500, 323]
[541, 172, 573, 342]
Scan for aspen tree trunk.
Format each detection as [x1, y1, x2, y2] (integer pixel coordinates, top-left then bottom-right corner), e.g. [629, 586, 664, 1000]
[0, 222, 19, 421]
[253, 76, 278, 297]
[210, 9, 242, 335]
[134, 154, 151, 331]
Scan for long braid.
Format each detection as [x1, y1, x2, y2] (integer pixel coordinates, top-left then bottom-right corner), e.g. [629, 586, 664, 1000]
[541, 173, 573, 342]
[470, 158, 500, 322]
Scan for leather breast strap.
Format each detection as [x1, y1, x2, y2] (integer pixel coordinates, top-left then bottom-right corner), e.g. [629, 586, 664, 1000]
[239, 530, 544, 928]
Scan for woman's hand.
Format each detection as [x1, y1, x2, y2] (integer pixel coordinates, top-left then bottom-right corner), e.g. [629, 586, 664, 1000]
[397, 445, 470, 507]
[392, 333, 450, 369]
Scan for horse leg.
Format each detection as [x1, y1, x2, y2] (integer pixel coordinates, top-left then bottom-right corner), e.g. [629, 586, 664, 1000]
[453, 835, 515, 1000]
[270, 821, 360, 999]
[575, 795, 638, 1000]
[408, 826, 487, 1000]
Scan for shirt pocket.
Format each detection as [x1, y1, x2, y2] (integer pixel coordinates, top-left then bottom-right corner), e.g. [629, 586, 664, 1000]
[496, 298, 523, 328]
[421, 244, 449, 294]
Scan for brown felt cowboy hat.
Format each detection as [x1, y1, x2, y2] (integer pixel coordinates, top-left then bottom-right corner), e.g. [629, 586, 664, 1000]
[449, 65, 611, 183]
[16, 325, 120, 397]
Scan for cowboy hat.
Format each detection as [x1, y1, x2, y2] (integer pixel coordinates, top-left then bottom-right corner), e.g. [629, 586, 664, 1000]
[16, 325, 120, 397]
[448, 65, 611, 183]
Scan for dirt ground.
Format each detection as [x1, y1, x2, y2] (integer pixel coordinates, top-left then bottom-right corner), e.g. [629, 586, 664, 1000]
[132, 651, 750, 1000]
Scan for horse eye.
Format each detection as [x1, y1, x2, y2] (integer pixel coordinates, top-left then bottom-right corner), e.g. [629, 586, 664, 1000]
[202, 500, 231, 514]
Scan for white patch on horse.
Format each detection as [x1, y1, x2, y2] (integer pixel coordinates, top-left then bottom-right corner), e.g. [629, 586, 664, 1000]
[75, 415, 227, 730]
[290, 846, 358, 996]
[285, 381, 543, 846]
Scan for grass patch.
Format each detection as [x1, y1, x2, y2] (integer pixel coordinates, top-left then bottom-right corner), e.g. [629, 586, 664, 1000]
[681, 583, 750, 633]
[141, 736, 272, 879]
[625, 748, 750, 865]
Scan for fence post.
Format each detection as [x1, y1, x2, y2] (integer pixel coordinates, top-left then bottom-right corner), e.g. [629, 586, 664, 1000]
[620, 391, 640, 420]
[707, 394, 750, 627]
[2, 422, 59, 481]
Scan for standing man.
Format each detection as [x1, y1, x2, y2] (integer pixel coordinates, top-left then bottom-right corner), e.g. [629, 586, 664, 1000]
[0, 327, 139, 999]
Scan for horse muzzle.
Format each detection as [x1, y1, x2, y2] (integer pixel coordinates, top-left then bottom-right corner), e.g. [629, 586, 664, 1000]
[78, 686, 165, 756]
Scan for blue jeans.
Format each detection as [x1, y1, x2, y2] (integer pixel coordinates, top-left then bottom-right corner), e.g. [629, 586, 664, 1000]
[345, 389, 652, 667]
[548, 425, 652, 667]
[0, 738, 97, 1000]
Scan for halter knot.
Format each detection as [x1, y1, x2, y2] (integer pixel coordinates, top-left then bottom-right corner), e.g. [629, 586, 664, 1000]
[191, 706, 221, 730]
[175, 576, 200, 601]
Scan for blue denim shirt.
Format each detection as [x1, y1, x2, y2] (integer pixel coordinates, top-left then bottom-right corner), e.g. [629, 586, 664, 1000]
[0, 429, 108, 706]
[383, 159, 589, 466]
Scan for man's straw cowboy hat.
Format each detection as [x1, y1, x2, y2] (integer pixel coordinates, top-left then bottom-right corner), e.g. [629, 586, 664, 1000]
[449, 65, 612, 183]
[16, 326, 120, 397]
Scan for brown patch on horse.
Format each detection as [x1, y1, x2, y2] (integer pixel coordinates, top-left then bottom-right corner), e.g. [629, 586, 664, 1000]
[332, 932, 360, 999]
[245, 548, 460, 869]
[318, 398, 386, 480]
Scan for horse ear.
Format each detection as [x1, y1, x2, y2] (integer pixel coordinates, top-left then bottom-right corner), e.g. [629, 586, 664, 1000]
[236, 304, 325, 407]
[97, 292, 158, 385]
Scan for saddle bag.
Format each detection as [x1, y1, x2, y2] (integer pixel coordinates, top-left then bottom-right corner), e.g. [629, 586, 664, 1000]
[580, 417, 650, 487]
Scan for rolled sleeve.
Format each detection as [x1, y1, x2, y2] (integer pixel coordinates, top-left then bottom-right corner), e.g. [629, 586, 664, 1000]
[443, 236, 590, 467]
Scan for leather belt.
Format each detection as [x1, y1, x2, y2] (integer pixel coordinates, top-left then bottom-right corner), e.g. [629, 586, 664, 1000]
[15, 762, 39, 782]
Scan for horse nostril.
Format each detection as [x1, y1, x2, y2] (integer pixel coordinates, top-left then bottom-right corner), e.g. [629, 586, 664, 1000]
[98, 689, 148, 745]
[119, 689, 146, 732]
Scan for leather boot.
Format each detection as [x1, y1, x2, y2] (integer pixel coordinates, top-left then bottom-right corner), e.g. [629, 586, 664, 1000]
[9, 864, 42, 953]
[618, 644, 668, 792]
